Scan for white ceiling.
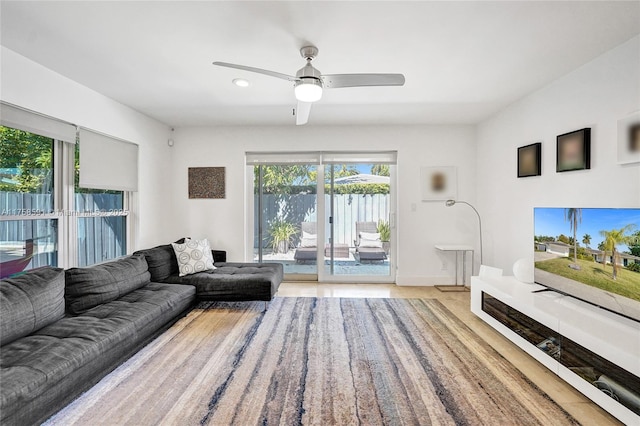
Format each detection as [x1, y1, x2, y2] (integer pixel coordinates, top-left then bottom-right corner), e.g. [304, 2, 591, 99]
[1, 1, 639, 127]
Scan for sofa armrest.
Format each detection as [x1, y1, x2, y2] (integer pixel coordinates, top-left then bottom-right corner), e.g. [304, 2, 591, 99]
[212, 250, 226, 263]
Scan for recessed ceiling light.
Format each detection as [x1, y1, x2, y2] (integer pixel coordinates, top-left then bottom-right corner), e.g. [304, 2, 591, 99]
[232, 78, 250, 87]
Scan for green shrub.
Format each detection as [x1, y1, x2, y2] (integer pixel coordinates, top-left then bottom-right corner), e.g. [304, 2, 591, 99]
[626, 262, 640, 273]
[377, 220, 391, 242]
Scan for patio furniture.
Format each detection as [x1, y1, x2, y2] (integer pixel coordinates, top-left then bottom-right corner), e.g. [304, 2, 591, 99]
[355, 222, 387, 262]
[324, 243, 350, 259]
[294, 222, 317, 262]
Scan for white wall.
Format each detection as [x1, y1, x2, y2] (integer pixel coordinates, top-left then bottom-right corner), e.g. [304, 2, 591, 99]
[476, 36, 640, 272]
[0, 46, 174, 250]
[170, 125, 477, 284]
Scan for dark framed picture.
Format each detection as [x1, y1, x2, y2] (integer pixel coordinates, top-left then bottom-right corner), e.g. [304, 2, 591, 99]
[556, 128, 590, 172]
[188, 167, 226, 199]
[517, 143, 541, 178]
[617, 111, 640, 164]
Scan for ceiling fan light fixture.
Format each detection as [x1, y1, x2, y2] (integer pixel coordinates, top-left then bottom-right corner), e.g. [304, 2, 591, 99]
[295, 78, 322, 102]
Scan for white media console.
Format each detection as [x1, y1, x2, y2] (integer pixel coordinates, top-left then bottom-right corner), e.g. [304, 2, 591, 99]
[471, 275, 640, 425]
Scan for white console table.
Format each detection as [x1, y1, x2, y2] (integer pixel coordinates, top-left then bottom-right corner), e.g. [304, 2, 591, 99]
[471, 275, 640, 425]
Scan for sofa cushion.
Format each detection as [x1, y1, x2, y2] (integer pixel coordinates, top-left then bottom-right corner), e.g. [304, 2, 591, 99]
[0, 267, 65, 346]
[134, 241, 183, 282]
[0, 282, 195, 424]
[65, 254, 151, 315]
[174, 263, 283, 301]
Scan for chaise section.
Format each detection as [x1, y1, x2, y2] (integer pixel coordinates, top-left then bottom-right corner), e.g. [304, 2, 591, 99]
[174, 263, 283, 301]
[135, 242, 283, 302]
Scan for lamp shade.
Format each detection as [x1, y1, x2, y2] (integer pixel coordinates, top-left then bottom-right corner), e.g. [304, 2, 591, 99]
[295, 79, 322, 102]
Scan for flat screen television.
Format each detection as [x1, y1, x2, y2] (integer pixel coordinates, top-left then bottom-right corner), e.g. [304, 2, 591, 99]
[534, 207, 640, 322]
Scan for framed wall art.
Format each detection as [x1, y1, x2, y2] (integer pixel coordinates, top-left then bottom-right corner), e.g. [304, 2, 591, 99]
[420, 166, 457, 201]
[617, 111, 640, 164]
[556, 128, 590, 172]
[188, 167, 225, 199]
[517, 142, 541, 178]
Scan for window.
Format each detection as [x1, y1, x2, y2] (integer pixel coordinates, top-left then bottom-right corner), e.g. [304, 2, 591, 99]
[0, 127, 59, 274]
[74, 144, 127, 266]
[0, 105, 136, 275]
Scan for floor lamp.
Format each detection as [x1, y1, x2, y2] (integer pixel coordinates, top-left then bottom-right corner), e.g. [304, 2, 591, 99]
[439, 199, 483, 291]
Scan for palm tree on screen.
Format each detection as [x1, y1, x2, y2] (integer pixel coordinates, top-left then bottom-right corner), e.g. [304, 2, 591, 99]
[565, 208, 582, 268]
[599, 224, 636, 280]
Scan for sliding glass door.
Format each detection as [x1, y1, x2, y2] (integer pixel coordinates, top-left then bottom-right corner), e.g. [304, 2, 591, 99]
[251, 158, 319, 279]
[322, 160, 394, 281]
[248, 152, 395, 282]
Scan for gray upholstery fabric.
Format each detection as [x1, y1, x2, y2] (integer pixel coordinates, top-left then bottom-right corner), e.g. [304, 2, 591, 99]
[134, 241, 226, 282]
[293, 247, 316, 261]
[167, 263, 283, 301]
[0, 267, 65, 346]
[0, 282, 195, 426]
[356, 247, 388, 261]
[1, 240, 278, 425]
[134, 243, 180, 282]
[65, 254, 151, 315]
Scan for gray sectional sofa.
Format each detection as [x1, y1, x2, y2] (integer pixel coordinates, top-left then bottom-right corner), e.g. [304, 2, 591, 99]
[134, 243, 282, 302]
[0, 242, 282, 426]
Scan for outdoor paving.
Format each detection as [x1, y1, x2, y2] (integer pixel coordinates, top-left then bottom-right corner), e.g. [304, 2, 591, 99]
[254, 249, 390, 276]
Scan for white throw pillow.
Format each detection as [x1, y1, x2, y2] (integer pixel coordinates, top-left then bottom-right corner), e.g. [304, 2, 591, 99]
[360, 232, 381, 241]
[359, 238, 383, 248]
[171, 237, 216, 276]
[299, 237, 317, 248]
[359, 237, 383, 248]
[300, 231, 317, 247]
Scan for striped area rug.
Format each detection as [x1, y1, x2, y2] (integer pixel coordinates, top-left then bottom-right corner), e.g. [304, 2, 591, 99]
[45, 298, 578, 425]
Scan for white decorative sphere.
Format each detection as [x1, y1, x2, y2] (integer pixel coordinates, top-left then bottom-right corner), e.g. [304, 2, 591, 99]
[513, 258, 534, 284]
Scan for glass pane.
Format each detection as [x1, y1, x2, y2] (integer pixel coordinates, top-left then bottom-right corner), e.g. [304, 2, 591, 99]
[0, 219, 58, 277]
[75, 144, 126, 266]
[253, 164, 318, 276]
[0, 126, 57, 277]
[77, 216, 126, 267]
[324, 163, 391, 277]
[0, 126, 54, 214]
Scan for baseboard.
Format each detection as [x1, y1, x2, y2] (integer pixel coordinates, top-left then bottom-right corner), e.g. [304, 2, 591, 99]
[396, 275, 455, 286]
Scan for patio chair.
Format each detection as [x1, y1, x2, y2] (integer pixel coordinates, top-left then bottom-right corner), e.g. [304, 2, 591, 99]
[294, 222, 317, 262]
[355, 222, 387, 262]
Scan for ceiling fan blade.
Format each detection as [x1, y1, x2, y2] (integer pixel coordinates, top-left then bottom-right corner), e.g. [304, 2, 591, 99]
[321, 73, 405, 89]
[212, 61, 298, 82]
[296, 101, 312, 126]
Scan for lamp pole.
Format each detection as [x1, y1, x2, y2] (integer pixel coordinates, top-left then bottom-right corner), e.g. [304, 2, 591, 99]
[446, 200, 483, 266]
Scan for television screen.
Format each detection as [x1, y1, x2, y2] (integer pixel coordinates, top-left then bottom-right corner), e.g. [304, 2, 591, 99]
[534, 208, 640, 322]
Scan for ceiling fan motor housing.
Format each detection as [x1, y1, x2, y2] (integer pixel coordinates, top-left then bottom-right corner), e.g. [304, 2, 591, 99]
[296, 63, 322, 80]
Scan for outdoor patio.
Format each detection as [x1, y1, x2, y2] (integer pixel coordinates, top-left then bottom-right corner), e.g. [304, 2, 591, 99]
[253, 248, 390, 276]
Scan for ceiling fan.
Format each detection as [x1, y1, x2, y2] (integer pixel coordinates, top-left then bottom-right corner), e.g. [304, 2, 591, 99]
[213, 46, 405, 125]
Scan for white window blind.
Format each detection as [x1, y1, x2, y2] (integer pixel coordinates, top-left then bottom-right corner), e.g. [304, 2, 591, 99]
[322, 151, 397, 164]
[246, 152, 321, 165]
[246, 151, 397, 165]
[1, 102, 77, 143]
[79, 129, 138, 192]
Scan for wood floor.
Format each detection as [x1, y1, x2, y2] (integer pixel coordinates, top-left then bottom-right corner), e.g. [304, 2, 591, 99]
[278, 282, 623, 426]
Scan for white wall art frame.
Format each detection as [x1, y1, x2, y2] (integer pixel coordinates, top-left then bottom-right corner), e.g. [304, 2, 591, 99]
[420, 166, 457, 201]
[618, 111, 640, 164]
